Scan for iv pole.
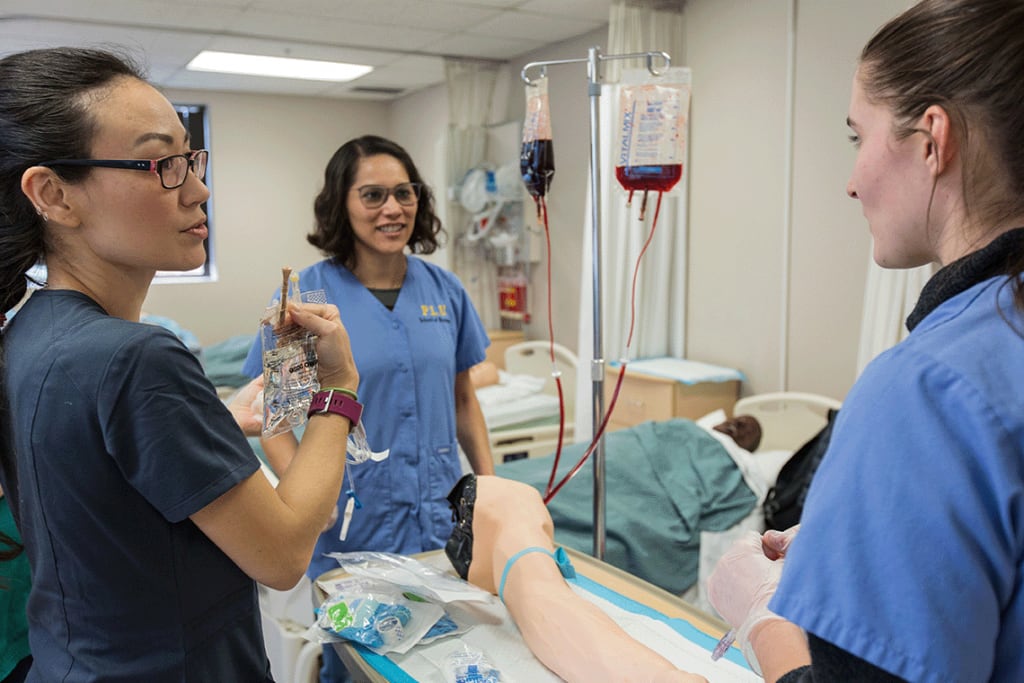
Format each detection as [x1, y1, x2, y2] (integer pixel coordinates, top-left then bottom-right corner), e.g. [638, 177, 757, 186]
[521, 47, 670, 560]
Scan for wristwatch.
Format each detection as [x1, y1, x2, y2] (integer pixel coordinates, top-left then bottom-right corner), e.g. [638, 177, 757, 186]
[307, 389, 363, 425]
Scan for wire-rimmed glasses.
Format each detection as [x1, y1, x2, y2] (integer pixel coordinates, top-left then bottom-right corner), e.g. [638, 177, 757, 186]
[40, 149, 209, 190]
[354, 182, 422, 209]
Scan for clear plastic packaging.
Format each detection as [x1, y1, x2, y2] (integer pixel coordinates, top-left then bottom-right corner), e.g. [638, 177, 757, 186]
[310, 577, 444, 655]
[325, 551, 493, 603]
[445, 644, 503, 683]
[258, 270, 327, 438]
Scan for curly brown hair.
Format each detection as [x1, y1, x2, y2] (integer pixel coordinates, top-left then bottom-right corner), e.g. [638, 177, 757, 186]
[308, 135, 445, 268]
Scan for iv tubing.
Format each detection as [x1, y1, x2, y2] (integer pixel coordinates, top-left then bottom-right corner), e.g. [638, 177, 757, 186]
[522, 46, 671, 559]
[543, 192, 666, 504]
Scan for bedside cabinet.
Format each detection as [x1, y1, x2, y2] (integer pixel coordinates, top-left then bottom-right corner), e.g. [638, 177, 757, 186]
[485, 329, 525, 369]
[602, 359, 742, 432]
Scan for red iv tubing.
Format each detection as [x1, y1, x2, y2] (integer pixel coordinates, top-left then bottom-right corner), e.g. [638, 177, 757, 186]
[541, 190, 667, 505]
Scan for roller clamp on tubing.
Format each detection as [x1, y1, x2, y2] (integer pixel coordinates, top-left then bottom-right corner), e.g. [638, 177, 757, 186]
[307, 388, 363, 424]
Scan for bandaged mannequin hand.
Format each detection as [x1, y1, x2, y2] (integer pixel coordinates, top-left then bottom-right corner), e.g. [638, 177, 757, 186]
[762, 524, 800, 560]
[708, 531, 788, 675]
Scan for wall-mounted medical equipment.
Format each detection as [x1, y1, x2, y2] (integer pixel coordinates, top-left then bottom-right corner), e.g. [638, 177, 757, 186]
[457, 162, 532, 327]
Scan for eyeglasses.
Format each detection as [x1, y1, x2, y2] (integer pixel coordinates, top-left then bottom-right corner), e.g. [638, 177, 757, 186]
[40, 149, 209, 190]
[354, 182, 422, 209]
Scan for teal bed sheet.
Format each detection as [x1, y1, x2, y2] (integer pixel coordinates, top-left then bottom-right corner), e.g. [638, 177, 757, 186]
[495, 418, 757, 594]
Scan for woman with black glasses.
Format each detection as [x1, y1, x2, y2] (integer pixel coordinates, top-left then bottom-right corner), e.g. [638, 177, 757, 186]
[242, 134, 494, 683]
[0, 46, 360, 681]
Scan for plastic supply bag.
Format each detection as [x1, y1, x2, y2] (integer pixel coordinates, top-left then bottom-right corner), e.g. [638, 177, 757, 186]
[445, 644, 503, 683]
[325, 551, 493, 604]
[310, 577, 444, 655]
[258, 270, 326, 438]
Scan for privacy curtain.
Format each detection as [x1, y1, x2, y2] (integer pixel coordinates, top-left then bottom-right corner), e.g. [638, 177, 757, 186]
[575, 1, 688, 440]
[445, 59, 501, 329]
[856, 253, 935, 375]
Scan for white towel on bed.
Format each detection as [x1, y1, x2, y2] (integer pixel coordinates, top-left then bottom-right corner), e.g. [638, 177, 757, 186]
[475, 371, 560, 430]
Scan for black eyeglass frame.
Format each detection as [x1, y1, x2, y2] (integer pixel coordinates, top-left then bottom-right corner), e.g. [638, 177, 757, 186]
[40, 149, 209, 190]
[353, 182, 424, 209]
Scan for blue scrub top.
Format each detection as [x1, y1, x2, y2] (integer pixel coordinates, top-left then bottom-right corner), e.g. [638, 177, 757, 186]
[244, 256, 488, 579]
[771, 275, 1024, 683]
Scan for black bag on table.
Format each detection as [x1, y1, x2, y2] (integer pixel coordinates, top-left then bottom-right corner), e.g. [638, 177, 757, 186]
[763, 408, 839, 531]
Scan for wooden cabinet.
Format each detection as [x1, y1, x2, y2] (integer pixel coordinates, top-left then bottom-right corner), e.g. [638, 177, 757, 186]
[485, 329, 525, 369]
[602, 364, 740, 432]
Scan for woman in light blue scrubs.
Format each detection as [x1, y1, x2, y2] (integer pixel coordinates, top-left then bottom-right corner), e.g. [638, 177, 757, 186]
[707, 1, 1024, 682]
[243, 135, 494, 683]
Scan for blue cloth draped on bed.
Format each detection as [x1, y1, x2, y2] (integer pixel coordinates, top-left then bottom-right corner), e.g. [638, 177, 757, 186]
[495, 418, 757, 594]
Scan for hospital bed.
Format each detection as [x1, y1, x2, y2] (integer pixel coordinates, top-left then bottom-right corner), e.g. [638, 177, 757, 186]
[687, 391, 841, 613]
[476, 341, 578, 463]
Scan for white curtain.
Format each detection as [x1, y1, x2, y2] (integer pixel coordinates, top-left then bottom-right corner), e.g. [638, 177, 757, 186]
[445, 59, 501, 329]
[856, 250, 935, 374]
[575, 1, 688, 440]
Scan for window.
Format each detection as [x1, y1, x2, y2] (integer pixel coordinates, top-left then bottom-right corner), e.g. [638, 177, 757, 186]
[155, 103, 217, 283]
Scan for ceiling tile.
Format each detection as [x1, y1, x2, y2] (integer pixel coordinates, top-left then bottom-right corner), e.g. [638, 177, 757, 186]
[520, 0, 612, 22]
[1, 0, 614, 100]
[232, 9, 447, 55]
[247, 0, 500, 32]
[425, 33, 547, 60]
[468, 9, 604, 42]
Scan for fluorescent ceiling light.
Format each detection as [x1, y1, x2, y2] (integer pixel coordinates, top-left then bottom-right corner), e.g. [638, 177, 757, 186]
[187, 51, 373, 82]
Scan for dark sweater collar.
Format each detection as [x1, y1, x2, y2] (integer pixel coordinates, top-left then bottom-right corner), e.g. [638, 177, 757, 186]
[906, 227, 1024, 331]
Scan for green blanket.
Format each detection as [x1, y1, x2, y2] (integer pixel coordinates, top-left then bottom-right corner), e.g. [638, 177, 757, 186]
[495, 418, 757, 594]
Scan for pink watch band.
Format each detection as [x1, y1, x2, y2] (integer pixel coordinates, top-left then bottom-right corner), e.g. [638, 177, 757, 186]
[307, 389, 363, 424]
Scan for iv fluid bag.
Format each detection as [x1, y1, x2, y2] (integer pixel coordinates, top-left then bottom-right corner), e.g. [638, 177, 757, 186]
[615, 68, 691, 194]
[521, 75, 554, 198]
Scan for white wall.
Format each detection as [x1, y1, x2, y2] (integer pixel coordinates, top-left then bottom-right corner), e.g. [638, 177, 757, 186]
[145, 0, 908, 402]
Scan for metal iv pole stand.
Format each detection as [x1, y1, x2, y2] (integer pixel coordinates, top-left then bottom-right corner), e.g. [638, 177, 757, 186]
[521, 47, 670, 560]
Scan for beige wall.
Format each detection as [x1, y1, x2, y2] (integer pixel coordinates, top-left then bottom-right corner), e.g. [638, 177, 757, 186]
[500, 1, 904, 401]
[144, 0, 907, 402]
[140, 90, 391, 345]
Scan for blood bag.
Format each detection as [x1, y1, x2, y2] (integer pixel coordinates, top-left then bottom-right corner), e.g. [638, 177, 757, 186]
[615, 68, 691, 216]
[520, 75, 555, 203]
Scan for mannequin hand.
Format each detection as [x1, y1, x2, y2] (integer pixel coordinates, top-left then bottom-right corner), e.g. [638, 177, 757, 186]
[762, 524, 800, 560]
[708, 531, 786, 674]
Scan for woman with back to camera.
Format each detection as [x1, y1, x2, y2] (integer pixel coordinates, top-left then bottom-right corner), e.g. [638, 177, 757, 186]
[707, 1, 1024, 681]
[0, 46, 360, 681]
[241, 134, 494, 682]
